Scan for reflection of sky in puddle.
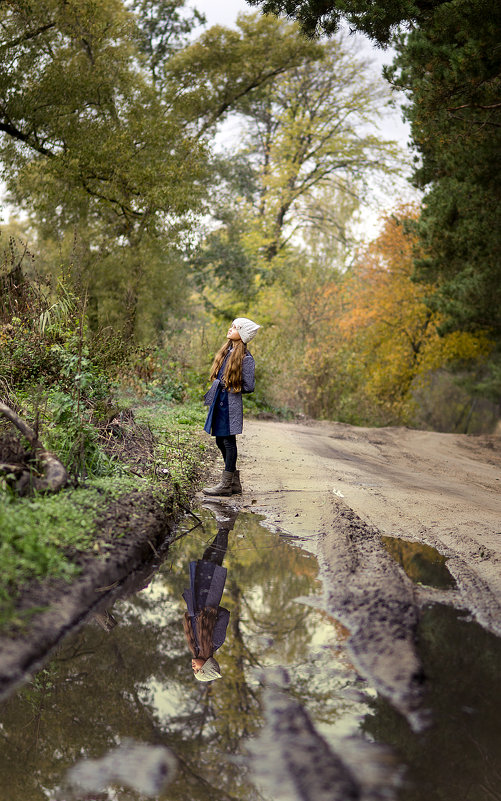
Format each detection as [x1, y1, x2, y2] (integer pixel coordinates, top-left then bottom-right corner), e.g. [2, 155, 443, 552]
[142, 507, 371, 746]
[0, 506, 371, 801]
[0, 506, 500, 801]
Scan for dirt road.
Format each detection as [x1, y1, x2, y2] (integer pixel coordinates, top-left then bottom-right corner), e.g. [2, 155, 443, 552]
[228, 418, 501, 727]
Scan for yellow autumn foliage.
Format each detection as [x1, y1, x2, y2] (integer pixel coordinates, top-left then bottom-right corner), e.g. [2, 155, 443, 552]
[301, 205, 492, 424]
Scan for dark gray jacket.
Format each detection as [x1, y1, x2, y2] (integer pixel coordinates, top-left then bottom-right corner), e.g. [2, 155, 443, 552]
[203, 351, 255, 435]
[183, 561, 230, 652]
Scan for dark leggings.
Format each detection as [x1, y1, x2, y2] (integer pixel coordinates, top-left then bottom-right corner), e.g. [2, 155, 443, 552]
[215, 435, 237, 472]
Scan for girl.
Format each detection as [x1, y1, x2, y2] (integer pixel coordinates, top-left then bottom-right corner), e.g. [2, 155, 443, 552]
[182, 528, 231, 682]
[203, 317, 260, 496]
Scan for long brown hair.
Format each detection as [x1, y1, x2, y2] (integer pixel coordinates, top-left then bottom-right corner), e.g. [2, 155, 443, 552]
[183, 607, 218, 660]
[209, 339, 246, 392]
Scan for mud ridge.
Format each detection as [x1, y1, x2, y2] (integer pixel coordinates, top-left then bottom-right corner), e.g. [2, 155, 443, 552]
[317, 501, 428, 731]
[247, 668, 399, 801]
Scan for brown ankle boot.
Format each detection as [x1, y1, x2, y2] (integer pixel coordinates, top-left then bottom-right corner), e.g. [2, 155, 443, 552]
[231, 470, 242, 494]
[203, 470, 234, 496]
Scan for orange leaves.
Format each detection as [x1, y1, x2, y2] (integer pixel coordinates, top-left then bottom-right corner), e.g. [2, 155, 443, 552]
[302, 204, 491, 425]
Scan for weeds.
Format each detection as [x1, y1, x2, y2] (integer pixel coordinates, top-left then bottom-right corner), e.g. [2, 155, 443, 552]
[134, 399, 209, 500]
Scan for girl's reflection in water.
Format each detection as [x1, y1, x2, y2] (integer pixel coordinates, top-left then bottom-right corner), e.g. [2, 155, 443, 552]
[182, 506, 237, 683]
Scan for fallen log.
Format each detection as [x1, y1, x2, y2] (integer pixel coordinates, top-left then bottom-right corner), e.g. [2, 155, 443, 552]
[0, 402, 67, 493]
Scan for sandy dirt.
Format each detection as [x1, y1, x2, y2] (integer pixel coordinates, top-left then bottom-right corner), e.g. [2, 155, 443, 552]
[224, 418, 501, 726]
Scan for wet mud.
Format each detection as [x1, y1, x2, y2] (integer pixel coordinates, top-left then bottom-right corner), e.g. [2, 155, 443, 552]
[238, 419, 501, 722]
[317, 504, 426, 730]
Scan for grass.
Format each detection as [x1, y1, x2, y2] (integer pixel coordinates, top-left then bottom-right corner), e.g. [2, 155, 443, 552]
[0, 476, 143, 626]
[133, 397, 210, 496]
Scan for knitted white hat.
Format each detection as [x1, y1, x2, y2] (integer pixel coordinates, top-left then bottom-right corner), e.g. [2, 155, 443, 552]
[194, 657, 222, 682]
[232, 317, 261, 344]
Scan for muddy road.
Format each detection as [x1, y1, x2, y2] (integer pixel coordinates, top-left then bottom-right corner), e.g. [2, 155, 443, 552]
[1, 417, 500, 800]
[225, 419, 501, 726]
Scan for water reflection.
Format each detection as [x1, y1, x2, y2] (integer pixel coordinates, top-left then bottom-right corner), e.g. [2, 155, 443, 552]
[0, 506, 364, 801]
[1, 507, 498, 801]
[182, 506, 237, 682]
[381, 537, 456, 590]
[364, 603, 501, 801]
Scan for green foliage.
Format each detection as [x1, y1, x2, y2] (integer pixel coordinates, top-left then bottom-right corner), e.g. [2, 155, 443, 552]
[131, 0, 206, 79]
[0, 0, 209, 341]
[194, 30, 398, 321]
[133, 398, 209, 498]
[44, 389, 114, 478]
[245, 0, 449, 43]
[0, 470, 178, 628]
[242, 391, 295, 420]
[386, 0, 501, 393]
[0, 5, 326, 343]
[165, 12, 321, 131]
[0, 486, 102, 625]
[0, 277, 121, 477]
[247, 0, 501, 411]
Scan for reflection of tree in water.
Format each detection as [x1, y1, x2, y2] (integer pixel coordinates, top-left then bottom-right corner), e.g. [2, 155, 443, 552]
[0, 510, 355, 801]
[363, 604, 501, 801]
[381, 537, 455, 590]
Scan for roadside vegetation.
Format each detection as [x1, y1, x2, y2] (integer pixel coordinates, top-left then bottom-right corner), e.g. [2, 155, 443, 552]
[0, 243, 212, 627]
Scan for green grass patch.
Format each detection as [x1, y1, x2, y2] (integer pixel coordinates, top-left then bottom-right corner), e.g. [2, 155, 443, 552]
[0, 474, 147, 627]
[133, 398, 210, 495]
[0, 396, 210, 628]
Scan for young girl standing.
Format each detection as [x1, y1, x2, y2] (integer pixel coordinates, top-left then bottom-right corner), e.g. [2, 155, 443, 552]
[203, 317, 260, 496]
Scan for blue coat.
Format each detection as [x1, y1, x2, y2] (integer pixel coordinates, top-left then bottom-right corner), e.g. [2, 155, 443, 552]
[182, 560, 230, 653]
[204, 350, 255, 436]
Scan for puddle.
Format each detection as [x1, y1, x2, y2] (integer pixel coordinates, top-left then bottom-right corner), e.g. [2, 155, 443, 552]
[382, 536, 456, 589]
[0, 507, 499, 800]
[363, 603, 501, 801]
[0, 507, 370, 801]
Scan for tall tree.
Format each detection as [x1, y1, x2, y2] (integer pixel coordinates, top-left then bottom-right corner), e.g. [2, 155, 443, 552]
[246, 0, 501, 397]
[193, 29, 399, 318]
[0, 0, 208, 338]
[0, 4, 320, 339]
[238, 34, 398, 261]
[301, 208, 491, 426]
[388, 1, 501, 349]
[245, 0, 449, 43]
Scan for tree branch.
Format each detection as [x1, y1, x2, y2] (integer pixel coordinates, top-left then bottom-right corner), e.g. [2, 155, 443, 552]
[0, 119, 54, 157]
[1, 22, 56, 50]
[0, 402, 67, 493]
